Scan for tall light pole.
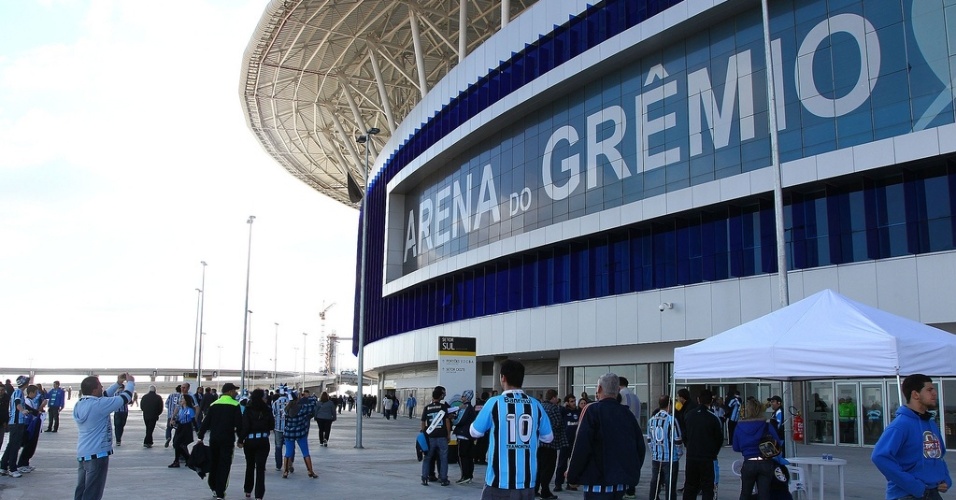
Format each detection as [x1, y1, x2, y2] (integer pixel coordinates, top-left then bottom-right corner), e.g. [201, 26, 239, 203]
[197, 261, 207, 384]
[240, 215, 256, 396]
[247, 310, 254, 386]
[354, 126, 379, 448]
[761, 0, 792, 455]
[301, 332, 308, 390]
[192, 287, 202, 371]
[273, 322, 279, 389]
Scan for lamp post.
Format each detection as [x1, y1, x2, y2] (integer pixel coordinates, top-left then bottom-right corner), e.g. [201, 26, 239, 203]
[240, 215, 256, 395]
[354, 126, 379, 448]
[192, 287, 202, 371]
[198, 332, 207, 383]
[247, 310, 254, 386]
[301, 332, 308, 391]
[273, 322, 279, 389]
[197, 261, 207, 384]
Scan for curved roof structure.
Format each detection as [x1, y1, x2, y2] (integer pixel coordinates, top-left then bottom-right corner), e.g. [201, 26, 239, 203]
[240, 0, 538, 208]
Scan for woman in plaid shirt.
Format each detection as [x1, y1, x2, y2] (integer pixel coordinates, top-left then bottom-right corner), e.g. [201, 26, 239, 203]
[282, 392, 318, 479]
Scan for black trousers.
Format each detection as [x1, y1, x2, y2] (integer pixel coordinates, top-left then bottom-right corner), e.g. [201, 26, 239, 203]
[457, 438, 474, 480]
[143, 417, 158, 445]
[173, 425, 194, 462]
[113, 412, 128, 443]
[649, 460, 680, 500]
[243, 437, 270, 499]
[208, 440, 236, 497]
[47, 407, 61, 431]
[555, 446, 571, 488]
[536, 446, 558, 496]
[682, 458, 716, 500]
[1, 424, 24, 471]
[316, 419, 333, 444]
[17, 425, 39, 467]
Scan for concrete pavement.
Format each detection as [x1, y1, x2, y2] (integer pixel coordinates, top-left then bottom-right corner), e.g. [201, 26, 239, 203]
[0, 401, 951, 499]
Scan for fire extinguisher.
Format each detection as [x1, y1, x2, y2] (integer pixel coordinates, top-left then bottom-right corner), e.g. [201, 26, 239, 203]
[793, 411, 805, 442]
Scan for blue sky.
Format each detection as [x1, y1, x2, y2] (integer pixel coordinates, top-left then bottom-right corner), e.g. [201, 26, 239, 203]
[0, 1, 360, 373]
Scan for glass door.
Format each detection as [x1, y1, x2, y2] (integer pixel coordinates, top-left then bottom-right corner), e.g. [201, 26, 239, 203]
[807, 381, 834, 443]
[862, 383, 885, 445]
[837, 383, 860, 445]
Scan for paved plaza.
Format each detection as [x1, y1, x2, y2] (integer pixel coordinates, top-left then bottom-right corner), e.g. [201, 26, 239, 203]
[0, 400, 951, 499]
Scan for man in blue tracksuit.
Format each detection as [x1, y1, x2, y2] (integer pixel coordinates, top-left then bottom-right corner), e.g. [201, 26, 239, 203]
[872, 374, 952, 500]
[73, 373, 135, 500]
[46, 381, 66, 432]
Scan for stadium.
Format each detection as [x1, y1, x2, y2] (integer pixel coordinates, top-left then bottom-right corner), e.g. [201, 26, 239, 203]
[241, 0, 956, 447]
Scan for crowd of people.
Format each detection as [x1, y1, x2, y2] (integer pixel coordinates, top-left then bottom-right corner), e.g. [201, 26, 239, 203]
[0, 374, 359, 500]
[3, 369, 951, 500]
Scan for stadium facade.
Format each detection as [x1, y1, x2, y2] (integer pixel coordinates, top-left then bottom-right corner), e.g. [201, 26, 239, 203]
[243, 0, 956, 447]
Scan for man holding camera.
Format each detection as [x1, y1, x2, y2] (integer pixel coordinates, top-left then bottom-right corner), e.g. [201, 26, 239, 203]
[73, 372, 135, 500]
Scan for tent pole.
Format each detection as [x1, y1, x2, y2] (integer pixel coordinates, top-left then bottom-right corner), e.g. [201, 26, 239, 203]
[896, 372, 902, 408]
[783, 381, 795, 457]
[669, 369, 678, 481]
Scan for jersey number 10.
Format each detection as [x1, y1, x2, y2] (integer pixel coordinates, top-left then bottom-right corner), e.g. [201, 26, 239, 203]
[505, 413, 533, 444]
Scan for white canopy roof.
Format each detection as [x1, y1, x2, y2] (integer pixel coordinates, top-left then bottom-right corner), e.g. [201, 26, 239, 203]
[673, 289, 956, 380]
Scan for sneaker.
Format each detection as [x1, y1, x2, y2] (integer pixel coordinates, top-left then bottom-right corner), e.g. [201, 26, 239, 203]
[19, 466, 34, 473]
[9, 470, 22, 478]
[428, 475, 438, 482]
[0, 469, 8, 476]
[168, 462, 180, 468]
[455, 477, 472, 484]
[421, 478, 429, 486]
[164, 438, 171, 448]
[440, 480, 450, 486]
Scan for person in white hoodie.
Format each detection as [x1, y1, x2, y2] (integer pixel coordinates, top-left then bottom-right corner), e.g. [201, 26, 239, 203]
[73, 372, 134, 500]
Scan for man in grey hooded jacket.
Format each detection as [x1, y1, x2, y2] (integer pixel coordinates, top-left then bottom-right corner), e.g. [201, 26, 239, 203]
[73, 372, 135, 500]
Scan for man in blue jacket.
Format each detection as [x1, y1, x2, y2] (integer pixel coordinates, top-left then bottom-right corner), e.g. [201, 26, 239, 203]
[46, 380, 65, 432]
[73, 372, 135, 500]
[872, 374, 952, 500]
[566, 373, 646, 499]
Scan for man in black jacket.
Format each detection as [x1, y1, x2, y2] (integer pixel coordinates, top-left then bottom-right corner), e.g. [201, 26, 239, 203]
[197, 383, 243, 500]
[566, 373, 646, 498]
[681, 389, 723, 500]
[140, 385, 164, 448]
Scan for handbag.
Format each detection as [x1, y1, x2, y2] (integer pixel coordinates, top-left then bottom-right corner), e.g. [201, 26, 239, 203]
[757, 421, 781, 459]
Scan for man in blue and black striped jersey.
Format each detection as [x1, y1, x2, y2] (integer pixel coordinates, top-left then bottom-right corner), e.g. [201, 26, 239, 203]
[647, 395, 682, 500]
[470, 359, 553, 499]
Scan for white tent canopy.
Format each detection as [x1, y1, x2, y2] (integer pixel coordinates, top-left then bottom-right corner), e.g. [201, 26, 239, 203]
[674, 289, 956, 381]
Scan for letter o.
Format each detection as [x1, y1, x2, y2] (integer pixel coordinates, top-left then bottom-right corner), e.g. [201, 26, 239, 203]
[796, 13, 880, 118]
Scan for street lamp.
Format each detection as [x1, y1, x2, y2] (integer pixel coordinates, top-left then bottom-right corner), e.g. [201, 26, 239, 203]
[192, 287, 202, 371]
[301, 332, 308, 391]
[273, 322, 279, 389]
[354, 126, 379, 448]
[247, 310, 254, 386]
[240, 215, 256, 395]
[197, 261, 207, 384]
[198, 332, 207, 382]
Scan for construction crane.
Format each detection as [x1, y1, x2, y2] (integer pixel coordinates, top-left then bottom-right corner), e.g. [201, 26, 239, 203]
[318, 302, 336, 374]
